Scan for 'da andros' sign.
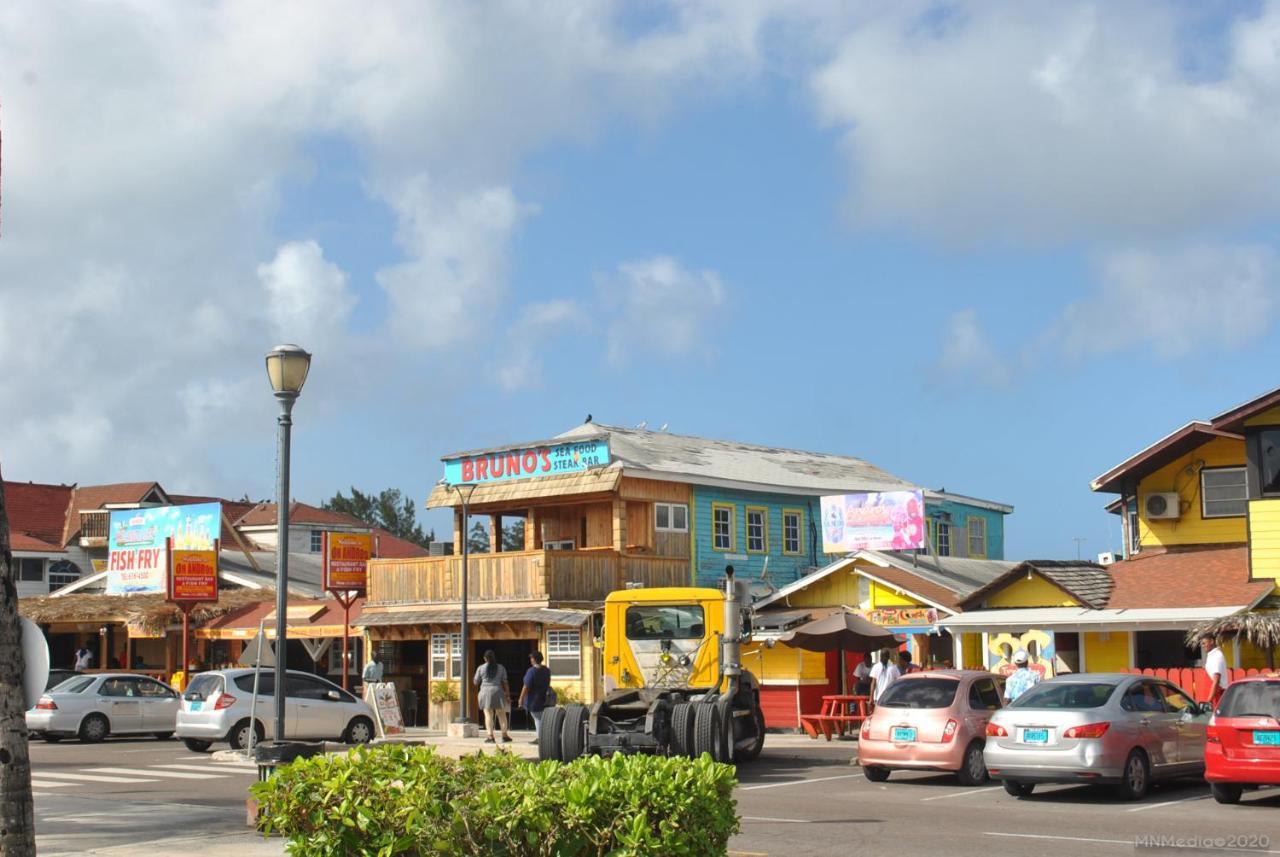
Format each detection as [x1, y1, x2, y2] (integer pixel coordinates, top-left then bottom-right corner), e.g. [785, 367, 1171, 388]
[443, 438, 610, 486]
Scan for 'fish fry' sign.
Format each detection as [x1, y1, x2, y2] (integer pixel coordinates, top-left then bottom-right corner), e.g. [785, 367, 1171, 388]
[323, 531, 372, 595]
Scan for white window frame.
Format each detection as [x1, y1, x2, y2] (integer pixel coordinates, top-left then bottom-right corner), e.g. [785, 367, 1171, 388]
[967, 517, 986, 559]
[16, 557, 45, 583]
[1201, 467, 1248, 519]
[431, 633, 462, 679]
[712, 504, 735, 551]
[745, 507, 767, 554]
[654, 503, 689, 533]
[310, 529, 323, 552]
[546, 629, 581, 678]
[936, 521, 951, 557]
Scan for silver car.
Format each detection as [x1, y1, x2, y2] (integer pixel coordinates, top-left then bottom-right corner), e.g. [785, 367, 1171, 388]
[26, 673, 181, 743]
[984, 673, 1211, 799]
[175, 668, 377, 752]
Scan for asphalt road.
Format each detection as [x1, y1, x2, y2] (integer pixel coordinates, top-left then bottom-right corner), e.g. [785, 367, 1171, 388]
[28, 733, 1280, 856]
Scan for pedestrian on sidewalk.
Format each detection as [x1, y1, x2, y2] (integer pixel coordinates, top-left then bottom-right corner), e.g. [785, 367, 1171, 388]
[362, 650, 384, 687]
[852, 652, 873, 696]
[1003, 650, 1040, 704]
[1201, 633, 1229, 709]
[74, 642, 94, 672]
[518, 650, 552, 744]
[868, 649, 900, 708]
[475, 649, 512, 743]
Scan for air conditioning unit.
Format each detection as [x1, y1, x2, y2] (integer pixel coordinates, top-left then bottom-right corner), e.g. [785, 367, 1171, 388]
[1144, 492, 1181, 520]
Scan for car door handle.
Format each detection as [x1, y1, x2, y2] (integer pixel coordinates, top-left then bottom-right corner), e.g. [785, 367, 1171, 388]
[1139, 718, 1151, 726]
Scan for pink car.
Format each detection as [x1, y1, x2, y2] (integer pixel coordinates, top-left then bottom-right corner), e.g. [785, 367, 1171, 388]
[858, 670, 1005, 785]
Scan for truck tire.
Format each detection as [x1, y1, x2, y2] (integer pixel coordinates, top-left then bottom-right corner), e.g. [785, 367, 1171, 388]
[693, 702, 721, 760]
[738, 706, 765, 761]
[539, 706, 566, 762]
[670, 703, 696, 757]
[714, 697, 735, 763]
[560, 704, 589, 763]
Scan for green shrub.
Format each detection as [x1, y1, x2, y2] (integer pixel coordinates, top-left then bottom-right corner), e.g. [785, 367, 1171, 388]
[429, 681, 460, 704]
[251, 745, 739, 857]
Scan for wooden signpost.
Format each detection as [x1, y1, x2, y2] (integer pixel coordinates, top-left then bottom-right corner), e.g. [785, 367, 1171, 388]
[166, 537, 219, 688]
[322, 531, 372, 690]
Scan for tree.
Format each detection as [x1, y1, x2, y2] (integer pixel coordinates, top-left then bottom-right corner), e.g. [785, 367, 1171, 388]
[502, 519, 525, 552]
[467, 521, 490, 554]
[0, 468, 36, 855]
[322, 487, 432, 548]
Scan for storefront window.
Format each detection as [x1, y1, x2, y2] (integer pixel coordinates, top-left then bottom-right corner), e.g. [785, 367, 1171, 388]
[430, 634, 459, 679]
[546, 630, 580, 678]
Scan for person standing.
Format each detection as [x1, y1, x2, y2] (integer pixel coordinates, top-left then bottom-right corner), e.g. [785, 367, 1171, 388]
[869, 649, 901, 706]
[1202, 634, 1229, 708]
[1003, 650, 1041, 704]
[362, 650, 384, 687]
[474, 649, 512, 743]
[852, 652, 874, 696]
[518, 650, 552, 744]
[74, 642, 93, 672]
[897, 649, 916, 675]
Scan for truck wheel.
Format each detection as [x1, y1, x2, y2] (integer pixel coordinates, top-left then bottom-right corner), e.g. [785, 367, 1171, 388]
[670, 703, 696, 757]
[714, 697, 735, 763]
[538, 706, 566, 762]
[737, 706, 765, 761]
[693, 703, 721, 760]
[560, 704, 589, 763]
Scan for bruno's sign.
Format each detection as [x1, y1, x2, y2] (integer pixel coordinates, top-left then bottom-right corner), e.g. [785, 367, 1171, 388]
[444, 438, 610, 486]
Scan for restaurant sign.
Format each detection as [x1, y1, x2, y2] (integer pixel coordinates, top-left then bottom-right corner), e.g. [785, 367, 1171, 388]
[866, 606, 939, 629]
[322, 531, 373, 594]
[443, 438, 610, 486]
[167, 539, 219, 603]
[820, 490, 925, 553]
[107, 502, 220, 595]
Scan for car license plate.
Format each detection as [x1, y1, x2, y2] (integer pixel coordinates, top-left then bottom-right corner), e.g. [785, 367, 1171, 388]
[189, 700, 202, 712]
[1021, 728, 1049, 744]
[1253, 730, 1280, 746]
[891, 727, 917, 742]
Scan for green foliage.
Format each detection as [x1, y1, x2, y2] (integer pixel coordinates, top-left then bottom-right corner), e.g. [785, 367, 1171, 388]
[467, 521, 489, 554]
[322, 487, 433, 548]
[553, 685, 585, 705]
[252, 745, 739, 857]
[429, 681, 460, 704]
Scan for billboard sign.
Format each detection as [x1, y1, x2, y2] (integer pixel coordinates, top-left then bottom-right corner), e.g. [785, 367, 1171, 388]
[820, 490, 925, 553]
[443, 438, 610, 486]
[167, 538, 219, 603]
[107, 503, 221, 595]
[322, 531, 373, 594]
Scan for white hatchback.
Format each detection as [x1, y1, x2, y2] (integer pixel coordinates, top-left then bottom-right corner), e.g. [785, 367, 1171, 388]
[175, 668, 377, 752]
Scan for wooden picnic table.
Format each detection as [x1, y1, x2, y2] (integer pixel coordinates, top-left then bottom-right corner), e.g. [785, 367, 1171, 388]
[800, 694, 872, 741]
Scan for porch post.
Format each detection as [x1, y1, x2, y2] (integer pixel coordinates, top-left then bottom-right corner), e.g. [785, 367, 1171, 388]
[612, 499, 626, 552]
[525, 508, 538, 550]
[453, 509, 464, 554]
[490, 514, 502, 553]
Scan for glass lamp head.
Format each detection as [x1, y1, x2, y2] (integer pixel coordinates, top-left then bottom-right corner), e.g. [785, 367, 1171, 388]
[265, 344, 312, 396]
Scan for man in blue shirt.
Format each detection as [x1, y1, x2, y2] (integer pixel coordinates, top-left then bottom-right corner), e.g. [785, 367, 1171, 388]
[518, 651, 552, 744]
[1004, 650, 1041, 703]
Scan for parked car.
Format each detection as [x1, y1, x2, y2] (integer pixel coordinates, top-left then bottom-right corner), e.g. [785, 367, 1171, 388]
[1205, 674, 1280, 804]
[984, 673, 1211, 800]
[44, 669, 79, 692]
[858, 670, 1004, 785]
[175, 668, 377, 752]
[26, 673, 181, 743]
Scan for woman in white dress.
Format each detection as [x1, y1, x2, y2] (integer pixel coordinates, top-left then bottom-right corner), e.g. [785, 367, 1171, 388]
[474, 649, 512, 743]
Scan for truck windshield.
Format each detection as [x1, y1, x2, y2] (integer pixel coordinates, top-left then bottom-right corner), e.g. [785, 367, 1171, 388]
[625, 605, 705, 640]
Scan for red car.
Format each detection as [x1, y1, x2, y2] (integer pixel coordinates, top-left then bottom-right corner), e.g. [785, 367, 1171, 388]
[1205, 674, 1280, 804]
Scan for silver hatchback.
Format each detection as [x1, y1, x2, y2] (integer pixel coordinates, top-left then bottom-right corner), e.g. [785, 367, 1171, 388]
[984, 673, 1211, 800]
[175, 668, 377, 752]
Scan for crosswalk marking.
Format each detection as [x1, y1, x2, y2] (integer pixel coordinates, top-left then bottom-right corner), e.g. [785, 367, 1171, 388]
[33, 771, 158, 784]
[87, 767, 228, 780]
[30, 780, 73, 789]
[151, 764, 248, 774]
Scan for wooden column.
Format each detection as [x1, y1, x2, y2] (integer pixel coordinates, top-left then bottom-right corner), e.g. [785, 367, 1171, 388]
[490, 514, 502, 553]
[453, 509, 464, 555]
[525, 508, 539, 550]
[612, 499, 627, 553]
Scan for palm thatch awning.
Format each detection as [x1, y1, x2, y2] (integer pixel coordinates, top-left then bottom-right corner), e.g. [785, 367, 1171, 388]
[1186, 610, 1280, 650]
[19, 590, 279, 635]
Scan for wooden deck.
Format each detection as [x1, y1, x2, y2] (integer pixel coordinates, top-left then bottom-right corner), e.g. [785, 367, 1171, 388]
[368, 549, 691, 606]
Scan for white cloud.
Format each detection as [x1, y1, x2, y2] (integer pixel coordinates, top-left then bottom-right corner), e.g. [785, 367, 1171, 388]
[258, 240, 356, 349]
[495, 300, 591, 392]
[600, 256, 727, 363]
[935, 308, 1014, 388]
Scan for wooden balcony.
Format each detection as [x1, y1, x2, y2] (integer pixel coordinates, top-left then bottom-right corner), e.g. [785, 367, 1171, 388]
[78, 510, 110, 547]
[368, 549, 691, 606]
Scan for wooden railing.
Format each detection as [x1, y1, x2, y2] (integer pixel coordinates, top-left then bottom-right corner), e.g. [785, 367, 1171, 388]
[368, 550, 691, 605]
[79, 510, 110, 544]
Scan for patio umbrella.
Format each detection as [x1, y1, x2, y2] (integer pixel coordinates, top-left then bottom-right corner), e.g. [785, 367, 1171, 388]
[777, 610, 897, 653]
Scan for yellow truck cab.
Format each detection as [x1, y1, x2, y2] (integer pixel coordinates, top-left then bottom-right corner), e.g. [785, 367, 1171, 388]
[602, 587, 726, 692]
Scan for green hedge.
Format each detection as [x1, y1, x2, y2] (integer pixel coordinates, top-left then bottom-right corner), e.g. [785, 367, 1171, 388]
[251, 745, 740, 857]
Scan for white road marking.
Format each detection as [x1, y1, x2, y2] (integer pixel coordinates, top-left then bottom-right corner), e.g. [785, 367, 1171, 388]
[30, 780, 73, 789]
[32, 771, 159, 784]
[741, 816, 811, 824]
[920, 786, 1002, 801]
[1125, 793, 1210, 812]
[88, 766, 229, 780]
[739, 773, 864, 791]
[152, 763, 249, 774]
[984, 832, 1130, 847]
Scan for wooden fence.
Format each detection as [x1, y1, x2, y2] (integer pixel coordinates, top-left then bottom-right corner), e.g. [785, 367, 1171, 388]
[1121, 667, 1274, 702]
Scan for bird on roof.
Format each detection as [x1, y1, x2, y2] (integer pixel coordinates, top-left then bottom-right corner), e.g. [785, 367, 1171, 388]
[637, 420, 648, 429]
[585, 414, 592, 423]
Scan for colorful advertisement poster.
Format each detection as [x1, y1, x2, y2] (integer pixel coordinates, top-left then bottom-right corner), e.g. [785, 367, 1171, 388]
[987, 630, 1056, 679]
[107, 503, 221, 595]
[443, 438, 610, 486]
[820, 491, 925, 553]
[866, 606, 939, 629]
[323, 531, 373, 593]
[168, 542, 219, 602]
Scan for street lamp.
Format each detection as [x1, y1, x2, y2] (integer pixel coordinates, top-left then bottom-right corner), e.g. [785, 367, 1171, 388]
[448, 481, 477, 726]
[265, 344, 311, 746]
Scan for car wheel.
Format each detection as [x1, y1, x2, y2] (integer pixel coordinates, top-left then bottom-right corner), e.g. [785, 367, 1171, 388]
[42, 735, 63, 743]
[183, 738, 213, 753]
[78, 713, 109, 744]
[560, 704, 589, 762]
[956, 741, 988, 786]
[153, 731, 174, 741]
[1002, 779, 1035, 797]
[538, 706, 567, 762]
[1115, 749, 1150, 801]
[343, 716, 375, 745]
[862, 765, 890, 782]
[1211, 782, 1243, 805]
[227, 718, 263, 752]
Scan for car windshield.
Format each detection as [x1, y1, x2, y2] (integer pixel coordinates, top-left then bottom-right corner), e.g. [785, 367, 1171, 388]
[625, 605, 705, 640]
[877, 677, 959, 709]
[51, 676, 96, 694]
[184, 674, 224, 700]
[1008, 681, 1117, 709]
[1218, 681, 1280, 719]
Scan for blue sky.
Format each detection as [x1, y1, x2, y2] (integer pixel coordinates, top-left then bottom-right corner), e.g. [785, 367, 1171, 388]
[3, 2, 1279, 560]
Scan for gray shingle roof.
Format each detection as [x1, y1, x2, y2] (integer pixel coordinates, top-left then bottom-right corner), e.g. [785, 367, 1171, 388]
[1025, 561, 1114, 609]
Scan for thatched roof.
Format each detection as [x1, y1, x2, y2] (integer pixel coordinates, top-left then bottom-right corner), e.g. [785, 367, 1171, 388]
[19, 589, 281, 634]
[1186, 610, 1280, 650]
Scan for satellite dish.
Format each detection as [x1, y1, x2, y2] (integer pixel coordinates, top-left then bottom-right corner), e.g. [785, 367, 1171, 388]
[21, 617, 51, 710]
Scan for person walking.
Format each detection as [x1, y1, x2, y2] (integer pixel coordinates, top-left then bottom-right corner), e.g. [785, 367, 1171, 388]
[1202, 634, 1229, 709]
[517, 650, 552, 744]
[852, 652, 874, 696]
[868, 649, 901, 707]
[1003, 650, 1041, 704]
[474, 649, 512, 743]
[74, 642, 94, 672]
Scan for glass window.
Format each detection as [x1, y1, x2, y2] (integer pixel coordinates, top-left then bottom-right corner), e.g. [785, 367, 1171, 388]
[1202, 467, 1247, 518]
[1121, 682, 1167, 713]
[672, 504, 688, 531]
[624, 605, 706, 641]
[877, 677, 959, 709]
[1217, 679, 1280, 717]
[310, 530, 323, 552]
[138, 679, 177, 698]
[654, 503, 689, 533]
[287, 674, 347, 702]
[967, 517, 986, 559]
[546, 629, 581, 678]
[47, 560, 81, 592]
[101, 677, 141, 697]
[936, 522, 951, 557]
[17, 558, 44, 582]
[1127, 500, 1140, 555]
[233, 673, 276, 695]
[431, 634, 462, 679]
[712, 505, 734, 551]
[56, 676, 97, 694]
[746, 508, 767, 553]
[1011, 681, 1117, 709]
[969, 679, 1002, 710]
[782, 510, 802, 555]
[656, 504, 670, 530]
[1155, 683, 1195, 714]
[1261, 429, 1280, 496]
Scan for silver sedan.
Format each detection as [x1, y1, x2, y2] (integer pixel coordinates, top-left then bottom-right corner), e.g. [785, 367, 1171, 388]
[984, 673, 1211, 800]
[26, 673, 182, 743]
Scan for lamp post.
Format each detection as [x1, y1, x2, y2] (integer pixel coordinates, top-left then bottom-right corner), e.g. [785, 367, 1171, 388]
[448, 481, 477, 725]
[264, 344, 311, 745]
